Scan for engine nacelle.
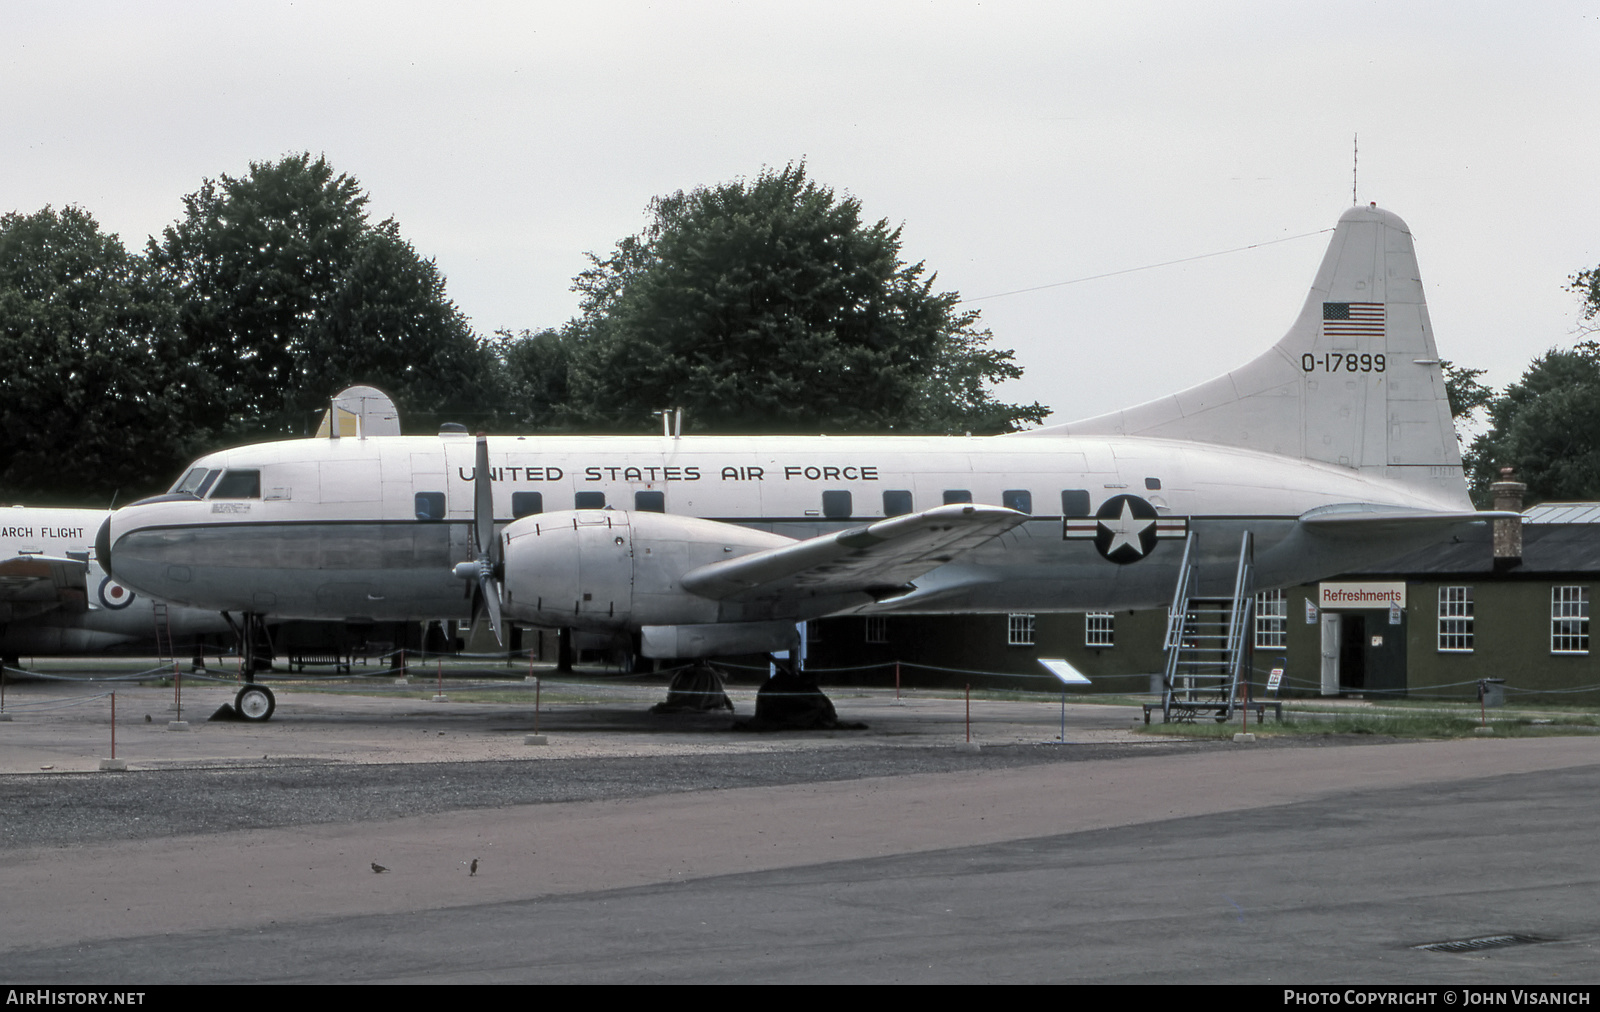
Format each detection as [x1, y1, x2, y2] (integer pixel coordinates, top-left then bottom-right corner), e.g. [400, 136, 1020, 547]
[499, 510, 794, 632]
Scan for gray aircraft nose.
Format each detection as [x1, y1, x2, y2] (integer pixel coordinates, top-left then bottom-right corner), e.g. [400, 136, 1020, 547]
[95, 517, 113, 577]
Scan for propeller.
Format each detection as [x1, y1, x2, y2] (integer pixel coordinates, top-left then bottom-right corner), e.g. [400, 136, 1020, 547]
[451, 434, 504, 643]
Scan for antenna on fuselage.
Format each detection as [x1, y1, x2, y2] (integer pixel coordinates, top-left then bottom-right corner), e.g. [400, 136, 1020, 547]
[1352, 133, 1358, 205]
[654, 407, 685, 439]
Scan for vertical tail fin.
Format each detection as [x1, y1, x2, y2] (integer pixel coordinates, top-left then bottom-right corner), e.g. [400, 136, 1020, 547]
[1032, 204, 1469, 508]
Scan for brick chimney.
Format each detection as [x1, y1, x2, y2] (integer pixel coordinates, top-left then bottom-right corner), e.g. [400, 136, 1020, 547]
[1490, 467, 1525, 572]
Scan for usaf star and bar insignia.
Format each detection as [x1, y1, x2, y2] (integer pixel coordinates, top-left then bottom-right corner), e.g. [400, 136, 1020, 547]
[1063, 494, 1188, 564]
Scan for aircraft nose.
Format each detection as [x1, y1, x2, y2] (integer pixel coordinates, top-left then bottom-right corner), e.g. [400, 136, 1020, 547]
[95, 516, 113, 577]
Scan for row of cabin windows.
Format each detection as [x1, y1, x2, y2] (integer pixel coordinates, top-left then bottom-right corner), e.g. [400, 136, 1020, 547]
[1435, 585, 1592, 655]
[413, 486, 1152, 521]
[183, 467, 1163, 519]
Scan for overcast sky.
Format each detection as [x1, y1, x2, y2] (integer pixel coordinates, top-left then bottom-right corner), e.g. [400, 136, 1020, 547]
[7, 1, 1598, 426]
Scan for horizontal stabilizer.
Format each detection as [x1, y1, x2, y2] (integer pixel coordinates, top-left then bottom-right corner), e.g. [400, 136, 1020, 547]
[681, 504, 1028, 602]
[1297, 503, 1517, 540]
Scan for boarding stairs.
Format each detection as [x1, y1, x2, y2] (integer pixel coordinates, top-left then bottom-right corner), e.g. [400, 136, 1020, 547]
[152, 601, 174, 663]
[1146, 531, 1276, 724]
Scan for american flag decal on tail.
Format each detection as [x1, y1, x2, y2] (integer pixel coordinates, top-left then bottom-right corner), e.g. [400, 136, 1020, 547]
[1323, 302, 1384, 338]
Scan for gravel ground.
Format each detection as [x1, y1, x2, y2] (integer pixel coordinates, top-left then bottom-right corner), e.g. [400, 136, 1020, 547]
[0, 739, 1226, 849]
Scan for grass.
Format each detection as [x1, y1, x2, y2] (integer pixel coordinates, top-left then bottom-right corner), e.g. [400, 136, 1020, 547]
[1135, 708, 1600, 739]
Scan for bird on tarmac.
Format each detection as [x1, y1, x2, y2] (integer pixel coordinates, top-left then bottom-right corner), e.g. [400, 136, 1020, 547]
[371, 862, 388, 873]
[470, 858, 478, 876]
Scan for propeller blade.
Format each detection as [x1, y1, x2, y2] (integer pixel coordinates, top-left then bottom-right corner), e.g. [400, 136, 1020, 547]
[447, 435, 507, 645]
[473, 434, 494, 560]
[482, 575, 504, 644]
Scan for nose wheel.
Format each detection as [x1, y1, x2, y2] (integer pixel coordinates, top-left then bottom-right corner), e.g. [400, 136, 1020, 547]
[235, 684, 276, 722]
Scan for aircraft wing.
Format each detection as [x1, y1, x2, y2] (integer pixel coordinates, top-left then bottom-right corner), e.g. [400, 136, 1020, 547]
[1297, 503, 1519, 539]
[0, 554, 89, 618]
[681, 504, 1028, 603]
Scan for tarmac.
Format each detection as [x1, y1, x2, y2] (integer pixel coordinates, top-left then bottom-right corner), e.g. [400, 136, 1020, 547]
[2, 666, 1599, 984]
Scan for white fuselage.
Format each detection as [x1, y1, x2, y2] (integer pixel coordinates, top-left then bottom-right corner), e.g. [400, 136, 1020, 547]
[103, 432, 1466, 628]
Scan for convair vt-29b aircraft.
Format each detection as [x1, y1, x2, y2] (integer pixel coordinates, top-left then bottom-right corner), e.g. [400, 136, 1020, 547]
[101, 203, 1499, 715]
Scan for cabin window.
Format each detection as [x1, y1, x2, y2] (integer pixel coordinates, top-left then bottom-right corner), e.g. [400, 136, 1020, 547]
[634, 490, 665, 513]
[943, 489, 972, 505]
[414, 492, 446, 521]
[1008, 613, 1036, 646]
[822, 490, 852, 519]
[1551, 586, 1590, 655]
[511, 492, 543, 519]
[1061, 489, 1090, 515]
[210, 469, 260, 499]
[1085, 612, 1115, 648]
[1145, 477, 1162, 491]
[574, 492, 606, 510]
[1255, 589, 1287, 649]
[1437, 586, 1474, 652]
[865, 616, 888, 643]
[1002, 490, 1032, 514]
[883, 490, 913, 517]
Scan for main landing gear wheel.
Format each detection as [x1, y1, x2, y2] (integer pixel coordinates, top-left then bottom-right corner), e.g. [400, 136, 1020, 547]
[235, 684, 276, 722]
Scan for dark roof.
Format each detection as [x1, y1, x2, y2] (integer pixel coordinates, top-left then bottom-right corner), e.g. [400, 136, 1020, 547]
[1346, 522, 1600, 579]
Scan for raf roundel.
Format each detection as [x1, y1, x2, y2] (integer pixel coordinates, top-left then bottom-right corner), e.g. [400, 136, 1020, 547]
[97, 576, 135, 610]
[1062, 494, 1188, 564]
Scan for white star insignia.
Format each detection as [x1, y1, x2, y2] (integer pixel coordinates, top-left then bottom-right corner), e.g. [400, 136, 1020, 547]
[1100, 499, 1155, 557]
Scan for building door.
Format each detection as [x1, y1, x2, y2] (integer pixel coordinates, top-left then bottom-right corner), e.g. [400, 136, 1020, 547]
[1339, 613, 1367, 691]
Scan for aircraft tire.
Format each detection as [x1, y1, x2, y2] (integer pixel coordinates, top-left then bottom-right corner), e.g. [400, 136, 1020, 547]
[235, 684, 276, 722]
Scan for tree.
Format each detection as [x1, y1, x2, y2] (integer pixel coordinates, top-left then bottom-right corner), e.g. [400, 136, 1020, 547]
[1466, 344, 1600, 504]
[150, 153, 492, 437]
[491, 326, 577, 431]
[550, 163, 1046, 434]
[0, 207, 211, 502]
[1442, 360, 1493, 428]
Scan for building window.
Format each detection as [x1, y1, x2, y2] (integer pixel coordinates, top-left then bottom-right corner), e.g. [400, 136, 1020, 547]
[1255, 589, 1287, 649]
[865, 616, 888, 644]
[1551, 586, 1590, 655]
[1008, 613, 1036, 646]
[1437, 586, 1474, 653]
[1085, 612, 1114, 648]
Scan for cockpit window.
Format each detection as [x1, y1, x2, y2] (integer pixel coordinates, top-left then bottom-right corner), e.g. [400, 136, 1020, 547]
[172, 467, 221, 497]
[210, 469, 261, 500]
